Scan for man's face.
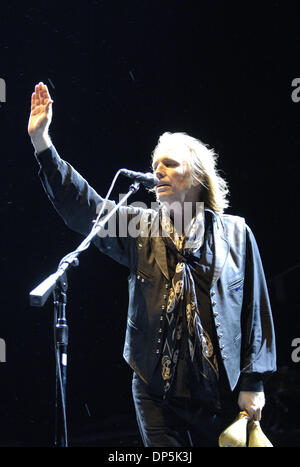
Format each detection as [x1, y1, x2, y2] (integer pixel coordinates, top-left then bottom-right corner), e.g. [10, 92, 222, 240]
[152, 147, 194, 206]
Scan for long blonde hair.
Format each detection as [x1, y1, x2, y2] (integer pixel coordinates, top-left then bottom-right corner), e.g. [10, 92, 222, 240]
[151, 132, 230, 214]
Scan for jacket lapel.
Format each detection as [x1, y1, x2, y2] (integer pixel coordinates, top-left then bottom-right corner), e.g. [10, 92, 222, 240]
[151, 235, 169, 280]
[211, 214, 230, 288]
[139, 209, 169, 281]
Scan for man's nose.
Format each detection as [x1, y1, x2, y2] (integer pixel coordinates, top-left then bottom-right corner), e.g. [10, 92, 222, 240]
[154, 163, 165, 179]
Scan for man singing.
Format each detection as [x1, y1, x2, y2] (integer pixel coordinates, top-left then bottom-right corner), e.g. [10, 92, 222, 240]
[28, 82, 276, 447]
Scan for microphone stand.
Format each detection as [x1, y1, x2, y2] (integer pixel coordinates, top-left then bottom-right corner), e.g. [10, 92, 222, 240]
[53, 273, 68, 447]
[29, 180, 141, 447]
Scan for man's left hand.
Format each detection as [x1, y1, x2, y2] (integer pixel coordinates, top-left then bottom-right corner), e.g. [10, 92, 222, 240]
[237, 391, 265, 421]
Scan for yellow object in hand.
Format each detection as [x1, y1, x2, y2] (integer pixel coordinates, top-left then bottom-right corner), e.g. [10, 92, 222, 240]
[248, 420, 273, 447]
[218, 411, 250, 447]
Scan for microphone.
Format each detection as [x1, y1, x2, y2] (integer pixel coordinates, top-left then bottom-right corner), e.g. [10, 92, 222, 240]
[120, 169, 158, 188]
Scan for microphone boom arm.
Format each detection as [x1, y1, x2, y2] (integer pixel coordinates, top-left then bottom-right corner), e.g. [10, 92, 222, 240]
[29, 180, 141, 306]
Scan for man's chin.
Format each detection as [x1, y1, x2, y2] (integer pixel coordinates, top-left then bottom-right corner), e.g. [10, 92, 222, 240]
[156, 197, 181, 212]
[156, 193, 172, 204]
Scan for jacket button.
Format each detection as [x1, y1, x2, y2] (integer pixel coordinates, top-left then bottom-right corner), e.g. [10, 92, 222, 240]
[212, 301, 216, 306]
[165, 284, 169, 289]
[215, 322, 221, 327]
[161, 305, 165, 310]
[160, 316, 163, 321]
[211, 290, 216, 296]
[220, 344, 224, 350]
[163, 295, 167, 300]
[156, 349, 160, 354]
[158, 328, 162, 333]
[217, 332, 223, 338]
[213, 311, 218, 317]
[222, 355, 228, 360]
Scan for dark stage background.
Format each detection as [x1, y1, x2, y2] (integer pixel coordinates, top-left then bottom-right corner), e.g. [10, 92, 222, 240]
[1, 0, 300, 447]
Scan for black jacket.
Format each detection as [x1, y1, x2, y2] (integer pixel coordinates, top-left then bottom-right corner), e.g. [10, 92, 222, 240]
[36, 145, 276, 392]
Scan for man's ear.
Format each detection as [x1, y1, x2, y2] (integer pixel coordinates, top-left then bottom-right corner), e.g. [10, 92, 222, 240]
[191, 179, 201, 187]
[191, 175, 203, 188]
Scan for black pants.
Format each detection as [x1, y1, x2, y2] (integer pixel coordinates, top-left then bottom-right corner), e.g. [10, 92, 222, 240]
[132, 373, 237, 447]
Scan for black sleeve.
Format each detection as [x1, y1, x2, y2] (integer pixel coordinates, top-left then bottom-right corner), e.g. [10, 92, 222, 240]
[238, 225, 277, 391]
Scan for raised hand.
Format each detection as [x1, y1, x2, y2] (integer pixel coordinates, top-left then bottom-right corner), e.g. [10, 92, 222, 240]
[28, 82, 53, 138]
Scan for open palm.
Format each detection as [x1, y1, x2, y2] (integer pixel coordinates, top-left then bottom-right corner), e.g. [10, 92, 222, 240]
[28, 82, 53, 136]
